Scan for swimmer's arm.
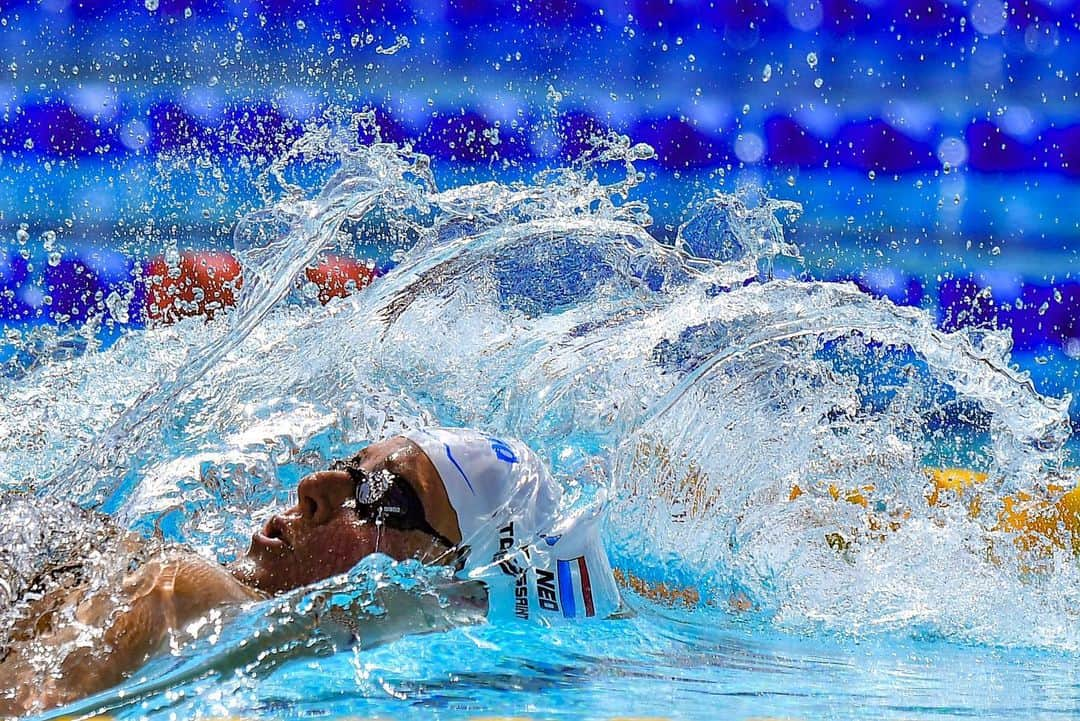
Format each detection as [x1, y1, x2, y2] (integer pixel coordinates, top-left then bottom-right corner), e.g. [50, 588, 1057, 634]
[41, 577, 492, 717]
[206, 576, 489, 665]
[0, 554, 262, 716]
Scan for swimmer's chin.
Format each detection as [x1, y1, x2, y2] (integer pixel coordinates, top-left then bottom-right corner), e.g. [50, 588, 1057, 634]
[226, 557, 269, 592]
[226, 555, 308, 595]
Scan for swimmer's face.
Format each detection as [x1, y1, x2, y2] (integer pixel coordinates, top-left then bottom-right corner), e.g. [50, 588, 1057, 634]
[229, 437, 456, 595]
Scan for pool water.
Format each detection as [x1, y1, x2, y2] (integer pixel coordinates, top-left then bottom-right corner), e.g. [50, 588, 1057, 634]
[62, 603, 1080, 721]
[4, 134, 1080, 721]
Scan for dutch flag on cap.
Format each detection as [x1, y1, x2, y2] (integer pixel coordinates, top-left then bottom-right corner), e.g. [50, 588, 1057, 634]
[556, 556, 596, 618]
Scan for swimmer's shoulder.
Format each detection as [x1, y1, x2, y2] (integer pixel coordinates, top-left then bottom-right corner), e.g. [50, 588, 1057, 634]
[0, 548, 263, 716]
[125, 550, 266, 625]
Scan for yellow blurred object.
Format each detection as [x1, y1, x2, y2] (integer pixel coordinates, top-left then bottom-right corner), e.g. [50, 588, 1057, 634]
[844, 485, 874, 508]
[792, 466, 1080, 557]
[925, 467, 987, 508]
[1056, 484, 1080, 540]
[819, 483, 873, 506]
[923, 468, 1080, 554]
[996, 483, 1080, 553]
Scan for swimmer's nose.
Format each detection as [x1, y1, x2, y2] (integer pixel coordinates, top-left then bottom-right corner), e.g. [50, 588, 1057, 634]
[296, 470, 355, 525]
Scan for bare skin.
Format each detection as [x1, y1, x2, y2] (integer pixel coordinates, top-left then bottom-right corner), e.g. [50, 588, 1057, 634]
[0, 437, 471, 718]
[0, 554, 261, 715]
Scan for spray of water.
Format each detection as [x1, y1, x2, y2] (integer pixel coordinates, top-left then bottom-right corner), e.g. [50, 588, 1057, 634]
[0, 119, 1075, 675]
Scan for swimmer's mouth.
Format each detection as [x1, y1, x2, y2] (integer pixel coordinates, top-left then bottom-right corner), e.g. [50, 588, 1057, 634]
[253, 515, 291, 551]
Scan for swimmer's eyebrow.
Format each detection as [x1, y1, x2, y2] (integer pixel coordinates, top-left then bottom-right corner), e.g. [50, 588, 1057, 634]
[382, 447, 418, 479]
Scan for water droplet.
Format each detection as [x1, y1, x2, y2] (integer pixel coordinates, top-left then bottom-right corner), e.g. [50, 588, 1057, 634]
[296, 19, 306, 30]
[814, 78, 824, 89]
[375, 34, 410, 55]
[806, 52, 818, 69]
[786, 175, 796, 187]
[15, 227, 29, 243]
[762, 63, 773, 82]
[144, 0, 158, 11]
[742, 103, 751, 115]
[105, 290, 130, 324]
[47, 252, 61, 267]
[868, 170, 876, 180]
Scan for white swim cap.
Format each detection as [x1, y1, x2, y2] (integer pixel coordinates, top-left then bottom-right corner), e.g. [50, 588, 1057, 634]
[405, 428, 620, 622]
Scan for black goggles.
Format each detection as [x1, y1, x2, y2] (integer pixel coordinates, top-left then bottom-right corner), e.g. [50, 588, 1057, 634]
[329, 459, 457, 549]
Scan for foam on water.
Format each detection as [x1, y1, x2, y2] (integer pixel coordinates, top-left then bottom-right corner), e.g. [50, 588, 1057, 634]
[1, 120, 1078, 714]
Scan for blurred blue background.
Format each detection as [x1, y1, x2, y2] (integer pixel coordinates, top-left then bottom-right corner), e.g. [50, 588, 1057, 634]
[1, 0, 1079, 411]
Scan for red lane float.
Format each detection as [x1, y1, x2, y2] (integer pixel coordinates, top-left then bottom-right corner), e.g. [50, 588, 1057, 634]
[303, 253, 377, 305]
[143, 250, 244, 325]
[142, 250, 376, 325]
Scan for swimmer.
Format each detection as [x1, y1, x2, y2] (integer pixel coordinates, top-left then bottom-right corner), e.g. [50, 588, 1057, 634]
[0, 428, 621, 717]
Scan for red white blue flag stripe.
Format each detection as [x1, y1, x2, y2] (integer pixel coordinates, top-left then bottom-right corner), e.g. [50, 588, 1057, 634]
[556, 556, 595, 618]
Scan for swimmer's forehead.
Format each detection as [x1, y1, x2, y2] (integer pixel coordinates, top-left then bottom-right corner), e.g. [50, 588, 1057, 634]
[355, 436, 431, 478]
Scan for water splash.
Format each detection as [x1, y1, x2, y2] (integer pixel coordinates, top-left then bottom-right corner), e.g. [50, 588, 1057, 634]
[0, 121, 1075, 658]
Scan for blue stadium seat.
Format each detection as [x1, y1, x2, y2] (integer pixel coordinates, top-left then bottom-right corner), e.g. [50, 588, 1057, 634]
[833, 119, 937, 173]
[764, 115, 826, 167]
[632, 116, 728, 170]
[966, 121, 1035, 173]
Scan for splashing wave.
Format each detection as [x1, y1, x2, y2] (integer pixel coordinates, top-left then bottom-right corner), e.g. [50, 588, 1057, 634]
[1, 121, 1075, 658]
